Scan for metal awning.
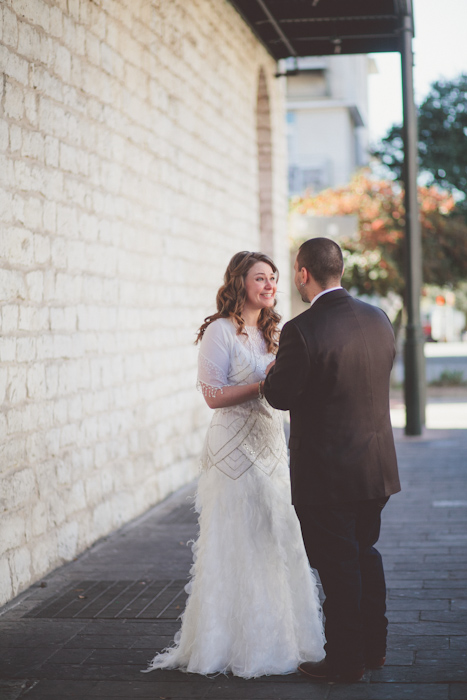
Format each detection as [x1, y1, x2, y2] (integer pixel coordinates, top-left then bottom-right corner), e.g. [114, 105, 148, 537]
[228, 0, 409, 60]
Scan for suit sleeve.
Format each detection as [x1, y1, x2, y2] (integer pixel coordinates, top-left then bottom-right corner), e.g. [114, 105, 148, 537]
[263, 320, 310, 410]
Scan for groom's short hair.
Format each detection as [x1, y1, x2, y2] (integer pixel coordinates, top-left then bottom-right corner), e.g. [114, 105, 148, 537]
[297, 237, 344, 289]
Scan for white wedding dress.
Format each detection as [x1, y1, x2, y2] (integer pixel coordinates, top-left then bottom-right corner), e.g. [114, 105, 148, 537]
[145, 318, 325, 678]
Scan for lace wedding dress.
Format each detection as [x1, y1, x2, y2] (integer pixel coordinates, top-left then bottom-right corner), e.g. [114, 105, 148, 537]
[145, 318, 325, 678]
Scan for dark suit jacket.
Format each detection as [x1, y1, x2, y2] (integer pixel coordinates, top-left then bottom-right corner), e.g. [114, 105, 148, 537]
[264, 289, 400, 506]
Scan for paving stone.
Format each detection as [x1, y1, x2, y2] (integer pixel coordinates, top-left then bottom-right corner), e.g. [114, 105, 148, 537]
[11, 696, 93, 700]
[420, 612, 467, 623]
[203, 678, 330, 698]
[22, 680, 209, 699]
[385, 580, 424, 589]
[0, 648, 61, 678]
[63, 634, 138, 649]
[44, 648, 95, 664]
[446, 572, 467, 580]
[385, 547, 443, 555]
[393, 556, 467, 565]
[386, 598, 448, 611]
[384, 649, 414, 666]
[392, 542, 454, 550]
[80, 620, 181, 636]
[449, 683, 467, 699]
[390, 622, 467, 636]
[85, 677, 331, 699]
[94, 688, 209, 700]
[0, 619, 87, 639]
[130, 635, 177, 649]
[423, 580, 467, 589]
[25, 579, 189, 621]
[387, 635, 450, 650]
[85, 648, 152, 665]
[11, 680, 99, 697]
[424, 557, 467, 565]
[450, 637, 467, 650]
[25, 696, 181, 700]
[24, 664, 214, 683]
[140, 668, 248, 684]
[388, 589, 466, 600]
[0, 632, 73, 649]
[0, 680, 29, 700]
[381, 556, 427, 566]
[372, 666, 467, 683]
[386, 570, 453, 580]
[327, 684, 374, 700]
[22, 663, 154, 682]
[329, 683, 449, 699]
[386, 611, 420, 623]
[416, 650, 467, 665]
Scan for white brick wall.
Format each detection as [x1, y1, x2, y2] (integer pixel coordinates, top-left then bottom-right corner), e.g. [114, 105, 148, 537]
[0, 0, 288, 606]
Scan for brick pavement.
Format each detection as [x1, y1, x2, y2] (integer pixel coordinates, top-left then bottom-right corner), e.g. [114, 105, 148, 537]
[1, 426, 466, 700]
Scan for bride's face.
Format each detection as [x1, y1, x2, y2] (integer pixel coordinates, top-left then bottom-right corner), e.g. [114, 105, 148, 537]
[243, 262, 277, 312]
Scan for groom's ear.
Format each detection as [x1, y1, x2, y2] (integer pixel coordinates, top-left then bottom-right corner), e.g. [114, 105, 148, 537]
[300, 266, 310, 285]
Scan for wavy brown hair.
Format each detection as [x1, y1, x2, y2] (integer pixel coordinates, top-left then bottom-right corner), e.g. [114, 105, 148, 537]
[195, 251, 281, 354]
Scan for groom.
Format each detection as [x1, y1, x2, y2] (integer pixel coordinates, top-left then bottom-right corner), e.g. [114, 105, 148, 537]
[263, 237, 400, 683]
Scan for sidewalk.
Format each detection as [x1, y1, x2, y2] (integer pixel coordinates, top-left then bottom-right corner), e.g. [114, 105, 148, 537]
[1, 425, 467, 700]
[390, 386, 467, 430]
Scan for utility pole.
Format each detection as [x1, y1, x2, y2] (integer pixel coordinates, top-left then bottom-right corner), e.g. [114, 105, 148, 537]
[400, 8, 425, 435]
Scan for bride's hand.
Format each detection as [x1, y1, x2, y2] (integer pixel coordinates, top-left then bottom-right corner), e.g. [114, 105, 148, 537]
[265, 359, 275, 375]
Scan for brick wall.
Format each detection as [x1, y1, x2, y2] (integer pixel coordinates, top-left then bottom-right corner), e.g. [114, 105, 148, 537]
[0, 0, 288, 605]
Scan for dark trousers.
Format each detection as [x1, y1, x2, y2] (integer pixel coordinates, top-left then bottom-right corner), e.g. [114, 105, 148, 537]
[295, 498, 389, 672]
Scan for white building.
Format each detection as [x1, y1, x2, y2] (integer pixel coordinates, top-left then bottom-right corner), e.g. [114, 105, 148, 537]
[286, 55, 376, 195]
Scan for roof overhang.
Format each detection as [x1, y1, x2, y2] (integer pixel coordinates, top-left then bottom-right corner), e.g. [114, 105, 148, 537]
[228, 0, 414, 60]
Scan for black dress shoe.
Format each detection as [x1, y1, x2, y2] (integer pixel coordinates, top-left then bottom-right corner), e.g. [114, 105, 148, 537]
[366, 655, 386, 669]
[298, 658, 365, 683]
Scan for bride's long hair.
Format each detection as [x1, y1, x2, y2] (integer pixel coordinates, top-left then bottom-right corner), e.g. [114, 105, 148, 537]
[195, 251, 281, 354]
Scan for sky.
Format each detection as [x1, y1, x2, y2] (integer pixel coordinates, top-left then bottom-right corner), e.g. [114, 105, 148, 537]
[367, 0, 467, 145]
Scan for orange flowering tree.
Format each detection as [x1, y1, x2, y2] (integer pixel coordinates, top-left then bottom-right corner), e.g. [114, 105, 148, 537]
[290, 171, 467, 300]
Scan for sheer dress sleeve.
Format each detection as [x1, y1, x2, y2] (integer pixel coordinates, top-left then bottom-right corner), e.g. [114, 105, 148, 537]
[197, 319, 232, 398]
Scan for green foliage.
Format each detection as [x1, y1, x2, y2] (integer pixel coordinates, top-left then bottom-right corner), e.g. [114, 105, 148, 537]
[373, 74, 467, 202]
[373, 124, 404, 181]
[291, 172, 467, 300]
[429, 370, 466, 387]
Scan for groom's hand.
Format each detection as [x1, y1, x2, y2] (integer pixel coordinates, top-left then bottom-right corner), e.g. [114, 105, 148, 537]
[265, 359, 276, 374]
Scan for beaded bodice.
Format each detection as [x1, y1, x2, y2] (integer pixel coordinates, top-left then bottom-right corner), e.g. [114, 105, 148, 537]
[197, 319, 286, 480]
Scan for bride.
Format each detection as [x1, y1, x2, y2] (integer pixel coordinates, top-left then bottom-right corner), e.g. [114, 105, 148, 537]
[144, 251, 325, 678]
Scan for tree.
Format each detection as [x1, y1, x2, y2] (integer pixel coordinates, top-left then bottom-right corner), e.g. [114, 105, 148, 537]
[373, 74, 467, 203]
[290, 172, 467, 300]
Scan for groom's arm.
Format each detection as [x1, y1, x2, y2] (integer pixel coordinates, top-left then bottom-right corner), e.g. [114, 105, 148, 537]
[263, 320, 310, 410]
